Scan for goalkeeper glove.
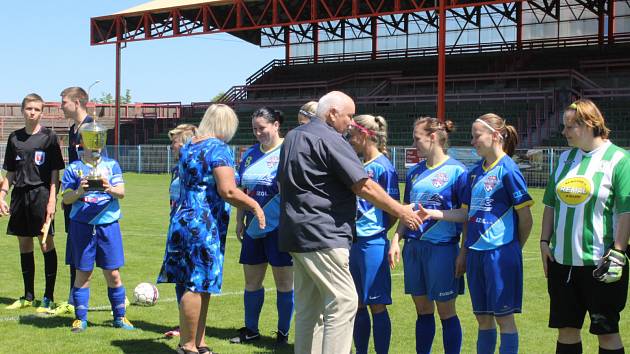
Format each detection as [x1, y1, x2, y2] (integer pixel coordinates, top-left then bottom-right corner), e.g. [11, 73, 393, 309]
[593, 248, 627, 283]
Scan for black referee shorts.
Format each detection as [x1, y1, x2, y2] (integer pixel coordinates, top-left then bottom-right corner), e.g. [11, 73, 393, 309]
[7, 185, 55, 238]
[547, 249, 629, 335]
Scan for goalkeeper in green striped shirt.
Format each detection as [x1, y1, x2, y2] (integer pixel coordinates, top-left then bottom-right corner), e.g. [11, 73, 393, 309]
[540, 99, 630, 354]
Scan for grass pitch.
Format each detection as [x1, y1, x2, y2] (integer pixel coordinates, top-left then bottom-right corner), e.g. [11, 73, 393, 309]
[0, 174, 627, 353]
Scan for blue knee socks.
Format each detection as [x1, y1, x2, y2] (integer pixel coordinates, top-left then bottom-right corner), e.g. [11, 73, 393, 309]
[276, 290, 294, 334]
[372, 310, 391, 354]
[416, 314, 436, 354]
[500, 332, 518, 354]
[73, 287, 90, 321]
[244, 288, 264, 333]
[354, 307, 371, 354]
[477, 328, 497, 354]
[108, 286, 127, 319]
[442, 316, 462, 354]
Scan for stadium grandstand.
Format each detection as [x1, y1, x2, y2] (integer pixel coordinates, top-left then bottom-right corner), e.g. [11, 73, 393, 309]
[2, 0, 628, 177]
[87, 0, 630, 149]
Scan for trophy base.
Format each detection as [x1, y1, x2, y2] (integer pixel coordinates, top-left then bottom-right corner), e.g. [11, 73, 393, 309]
[85, 179, 105, 192]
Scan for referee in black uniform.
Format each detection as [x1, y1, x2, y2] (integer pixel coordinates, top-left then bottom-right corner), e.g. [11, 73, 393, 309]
[1, 93, 65, 311]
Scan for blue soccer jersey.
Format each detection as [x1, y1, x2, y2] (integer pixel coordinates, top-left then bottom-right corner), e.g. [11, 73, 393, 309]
[404, 157, 467, 244]
[356, 154, 400, 238]
[463, 155, 533, 250]
[62, 158, 124, 225]
[238, 142, 282, 237]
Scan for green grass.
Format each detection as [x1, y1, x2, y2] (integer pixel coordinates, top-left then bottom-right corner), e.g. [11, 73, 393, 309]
[0, 174, 627, 353]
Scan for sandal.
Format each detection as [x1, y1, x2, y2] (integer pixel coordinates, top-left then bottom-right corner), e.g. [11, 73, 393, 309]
[176, 344, 199, 354]
[197, 346, 218, 354]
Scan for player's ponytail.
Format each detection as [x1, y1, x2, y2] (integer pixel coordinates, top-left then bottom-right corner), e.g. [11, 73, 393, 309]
[353, 114, 389, 157]
[413, 117, 454, 152]
[476, 113, 518, 157]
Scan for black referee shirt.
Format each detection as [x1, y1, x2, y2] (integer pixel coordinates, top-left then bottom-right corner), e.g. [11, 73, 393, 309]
[3, 127, 65, 188]
[277, 117, 368, 253]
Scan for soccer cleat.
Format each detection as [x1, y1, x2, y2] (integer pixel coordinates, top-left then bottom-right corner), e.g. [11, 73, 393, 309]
[113, 317, 135, 330]
[47, 301, 75, 316]
[5, 297, 33, 310]
[36, 297, 55, 313]
[229, 327, 260, 344]
[275, 330, 289, 345]
[71, 319, 87, 333]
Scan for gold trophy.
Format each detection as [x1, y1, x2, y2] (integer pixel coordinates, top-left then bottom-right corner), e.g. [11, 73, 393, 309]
[79, 122, 108, 192]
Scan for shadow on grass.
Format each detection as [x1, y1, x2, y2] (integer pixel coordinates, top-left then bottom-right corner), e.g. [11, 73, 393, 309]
[111, 338, 174, 354]
[0, 296, 17, 305]
[127, 319, 173, 337]
[206, 326, 294, 354]
[18, 314, 70, 329]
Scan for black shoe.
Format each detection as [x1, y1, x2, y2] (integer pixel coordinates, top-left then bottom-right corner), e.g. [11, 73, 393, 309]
[229, 327, 260, 344]
[275, 330, 289, 345]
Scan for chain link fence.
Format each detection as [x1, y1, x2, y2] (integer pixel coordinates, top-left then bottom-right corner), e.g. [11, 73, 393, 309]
[1, 144, 569, 187]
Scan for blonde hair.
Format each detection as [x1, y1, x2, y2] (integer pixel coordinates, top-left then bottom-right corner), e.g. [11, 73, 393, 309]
[168, 124, 197, 143]
[353, 114, 389, 156]
[476, 113, 519, 157]
[564, 99, 610, 139]
[198, 104, 239, 143]
[414, 117, 455, 151]
[60, 87, 88, 109]
[21, 93, 44, 110]
[298, 101, 318, 122]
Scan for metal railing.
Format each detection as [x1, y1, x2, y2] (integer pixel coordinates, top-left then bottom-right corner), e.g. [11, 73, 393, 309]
[0, 144, 576, 188]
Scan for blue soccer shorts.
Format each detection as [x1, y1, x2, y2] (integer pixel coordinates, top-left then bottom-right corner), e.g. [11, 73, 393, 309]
[239, 229, 292, 267]
[466, 241, 523, 316]
[403, 238, 464, 302]
[350, 234, 392, 305]
[69, 221, 125, 272]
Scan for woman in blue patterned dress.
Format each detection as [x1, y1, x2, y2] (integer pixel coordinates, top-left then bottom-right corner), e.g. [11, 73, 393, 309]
[159, 123, 197, 338]
[158, 104, 266, 354]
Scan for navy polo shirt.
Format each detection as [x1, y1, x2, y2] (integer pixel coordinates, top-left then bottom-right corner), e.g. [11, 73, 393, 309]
[277, 117, 368, 253]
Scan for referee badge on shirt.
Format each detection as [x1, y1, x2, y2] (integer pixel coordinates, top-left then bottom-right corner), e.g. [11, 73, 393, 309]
[34, 151, 46, 165]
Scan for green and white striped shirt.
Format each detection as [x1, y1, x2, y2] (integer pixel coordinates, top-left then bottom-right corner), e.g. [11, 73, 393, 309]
[543, 141, 630, 266]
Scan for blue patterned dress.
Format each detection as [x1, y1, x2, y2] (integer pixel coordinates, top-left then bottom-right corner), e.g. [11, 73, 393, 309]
[157, 138, 232, 294]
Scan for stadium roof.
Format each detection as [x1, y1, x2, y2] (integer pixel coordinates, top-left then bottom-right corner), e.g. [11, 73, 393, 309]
[91, 0, 522, 45]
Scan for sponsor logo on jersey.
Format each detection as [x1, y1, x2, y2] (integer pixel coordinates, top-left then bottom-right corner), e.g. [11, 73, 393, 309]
[470, 197, 494, 212]
[34, 151, 46, 165]
[556, 176, 592, 206]
[367, 169, 375, 179]
[266, 155, 279, 168]
[431, 172, 449, 188]
[484, 175, 497, 192]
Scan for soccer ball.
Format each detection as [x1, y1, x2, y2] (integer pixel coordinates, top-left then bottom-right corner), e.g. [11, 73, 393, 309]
[133, 282, 159, 306]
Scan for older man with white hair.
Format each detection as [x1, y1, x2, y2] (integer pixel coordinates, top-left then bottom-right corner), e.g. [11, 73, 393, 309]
[277, 91, 422, 353]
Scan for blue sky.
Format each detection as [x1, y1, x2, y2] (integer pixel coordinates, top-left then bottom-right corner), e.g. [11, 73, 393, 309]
[0, 1, 283, 103]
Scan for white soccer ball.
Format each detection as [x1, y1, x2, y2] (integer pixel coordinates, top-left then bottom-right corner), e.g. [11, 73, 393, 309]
[133, 282, 159, 306]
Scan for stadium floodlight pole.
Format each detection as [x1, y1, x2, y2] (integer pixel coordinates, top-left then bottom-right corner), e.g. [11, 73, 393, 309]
[87, 80, 101, 116]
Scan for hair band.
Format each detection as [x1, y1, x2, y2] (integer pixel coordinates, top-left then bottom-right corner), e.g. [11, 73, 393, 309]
[351, 120, 376, 136]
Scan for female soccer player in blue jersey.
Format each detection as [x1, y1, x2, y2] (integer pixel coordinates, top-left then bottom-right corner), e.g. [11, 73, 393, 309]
[421, 113, 534, 354]
[347, 114, 399, 354]
[230, 107, 294, 345]
[388, 117, 466, 354]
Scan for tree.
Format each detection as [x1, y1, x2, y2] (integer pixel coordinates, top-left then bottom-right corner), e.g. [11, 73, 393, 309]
[211, 91, 226, 102]
[96, 89, 132, 104]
